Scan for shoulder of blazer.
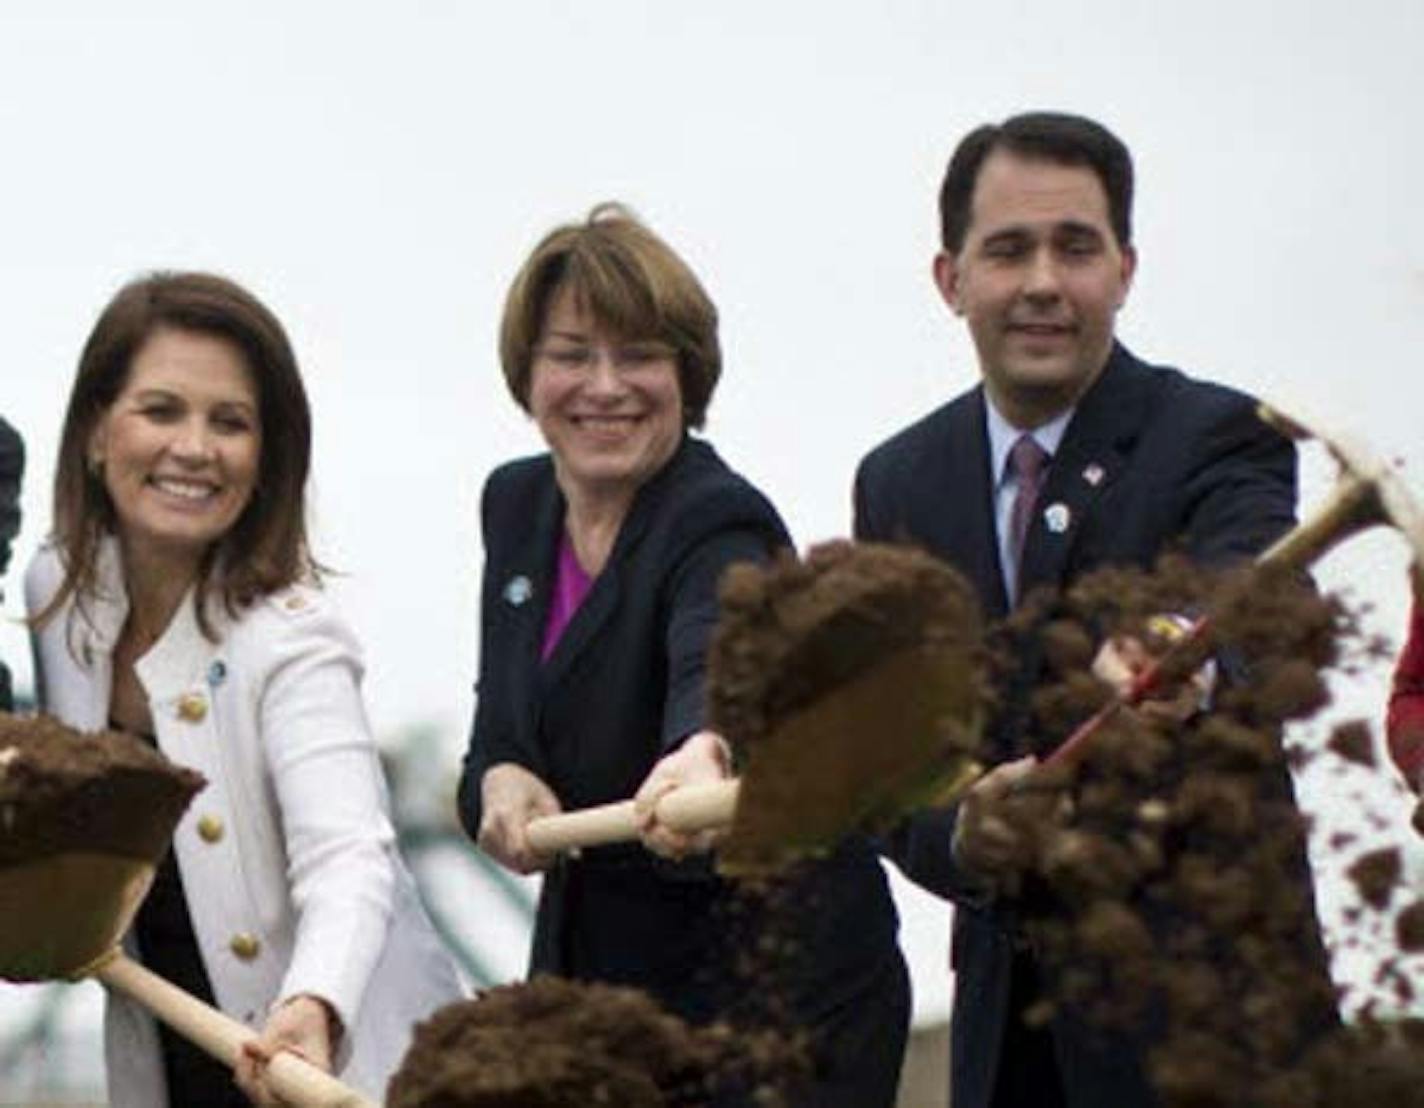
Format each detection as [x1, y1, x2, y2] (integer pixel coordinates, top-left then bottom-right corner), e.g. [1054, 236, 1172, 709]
[636, 438, 791, 559]
[480, 453, 556, 529]
[860, 389, 981, 472]
[220, 583, 363, 682]
[24, 541, 123, 667]
[0, 417, 21, 468]
[24, 541, 65, 615]
[856, 387, 983, 492]
[1087, 344, 1267, 446]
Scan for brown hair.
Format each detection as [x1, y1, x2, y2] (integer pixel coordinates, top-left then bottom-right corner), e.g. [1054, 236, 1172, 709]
[940, 111, 1135, 254]
[499, 203, 721, 429]
[36, 271, 318, 637]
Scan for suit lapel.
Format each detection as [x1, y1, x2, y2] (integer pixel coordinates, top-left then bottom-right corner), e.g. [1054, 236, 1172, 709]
[537, 437, 690, 690]
[494, 473, 562, 708]
[1019, 345, 1147, 593]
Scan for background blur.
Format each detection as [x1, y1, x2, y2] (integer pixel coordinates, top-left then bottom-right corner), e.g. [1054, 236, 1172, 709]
[3, 1, 1424, 1103]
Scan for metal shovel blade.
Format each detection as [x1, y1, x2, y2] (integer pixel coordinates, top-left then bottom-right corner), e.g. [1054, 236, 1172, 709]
[0, 852, 154, 981]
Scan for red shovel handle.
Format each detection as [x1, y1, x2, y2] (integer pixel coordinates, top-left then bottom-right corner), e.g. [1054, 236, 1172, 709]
[1046, 614, 1213, 767]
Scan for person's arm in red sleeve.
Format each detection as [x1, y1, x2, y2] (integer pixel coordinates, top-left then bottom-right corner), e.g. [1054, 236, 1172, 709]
[1387, 597, 1424, 791]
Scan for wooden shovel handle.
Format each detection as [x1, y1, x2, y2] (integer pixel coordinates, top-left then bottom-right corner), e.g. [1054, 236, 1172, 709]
[525, 779, 741, 854]
[96, 952, 378, 1108]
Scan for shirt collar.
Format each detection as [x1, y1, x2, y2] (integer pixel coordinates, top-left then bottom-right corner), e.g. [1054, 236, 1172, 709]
[984, 393, 1074, 489]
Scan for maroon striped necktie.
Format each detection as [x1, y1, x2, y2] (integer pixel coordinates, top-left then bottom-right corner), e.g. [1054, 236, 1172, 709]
[1008, 434, 1049, 589]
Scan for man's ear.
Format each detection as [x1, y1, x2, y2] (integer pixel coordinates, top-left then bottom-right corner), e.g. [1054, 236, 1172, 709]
[1116, 244, 1138, 308]
[932, 251, 962, 315]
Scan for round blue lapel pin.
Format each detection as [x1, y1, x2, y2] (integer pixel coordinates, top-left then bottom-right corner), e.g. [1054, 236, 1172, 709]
[504, 575, 533, 607]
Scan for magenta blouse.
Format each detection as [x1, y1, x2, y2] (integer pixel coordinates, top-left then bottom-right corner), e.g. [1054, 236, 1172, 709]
[540, 533, 594, 661]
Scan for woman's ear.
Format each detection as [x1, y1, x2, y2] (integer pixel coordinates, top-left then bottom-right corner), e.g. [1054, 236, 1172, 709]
[87, 418, 109, 475]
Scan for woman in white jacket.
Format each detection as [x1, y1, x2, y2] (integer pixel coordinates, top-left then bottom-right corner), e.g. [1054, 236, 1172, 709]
[27, 271, 464, 1106]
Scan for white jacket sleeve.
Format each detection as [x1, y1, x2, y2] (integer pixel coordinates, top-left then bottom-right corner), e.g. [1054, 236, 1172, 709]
[255, 593, 396, 1035]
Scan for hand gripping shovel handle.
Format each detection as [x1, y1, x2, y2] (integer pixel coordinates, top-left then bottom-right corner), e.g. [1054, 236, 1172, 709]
[525, 779, 741, 854]
[96, 952, 378, 1108]
[1049, 405, 1400, 769]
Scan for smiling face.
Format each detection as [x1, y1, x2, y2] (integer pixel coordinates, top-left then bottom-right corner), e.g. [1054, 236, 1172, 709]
[530, 284, 684, 504]
[935, 149, 1136, 428]
[90, 327, 262, 573]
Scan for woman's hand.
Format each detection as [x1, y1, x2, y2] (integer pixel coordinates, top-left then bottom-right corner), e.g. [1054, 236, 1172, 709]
[234, 994, 339, 1106]
[478, 762, 562, 873]
[633, 730, 733, 860]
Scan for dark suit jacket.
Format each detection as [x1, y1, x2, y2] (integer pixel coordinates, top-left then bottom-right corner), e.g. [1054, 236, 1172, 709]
[460, 437, 910, 1105]
[0, 417, 23, 712]
[854, 343, 1303, 1108]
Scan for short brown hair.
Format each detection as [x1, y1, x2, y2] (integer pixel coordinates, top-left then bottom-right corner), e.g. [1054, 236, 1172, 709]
[37, 271, 318, 637]
[940, 111, 1134, 254]
[499, 203, 721, 429]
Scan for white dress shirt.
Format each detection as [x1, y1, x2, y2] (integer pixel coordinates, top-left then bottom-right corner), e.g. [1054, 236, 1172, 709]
[984, 396, 1074, 606]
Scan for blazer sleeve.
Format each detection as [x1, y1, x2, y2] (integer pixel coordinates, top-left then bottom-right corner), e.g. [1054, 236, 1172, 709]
[854, 445, 993, 903]
[457, 467, 546, 839]
[255, 597, 397, 1034]
[1177, 388, 1297, 565]
[660, 526, 778, 750]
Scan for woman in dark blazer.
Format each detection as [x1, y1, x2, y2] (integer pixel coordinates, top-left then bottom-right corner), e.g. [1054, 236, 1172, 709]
[458, 205, 910, 1105]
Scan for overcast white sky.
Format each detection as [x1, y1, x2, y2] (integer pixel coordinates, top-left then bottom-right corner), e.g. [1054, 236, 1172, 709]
[3, 0, 1424, 1042]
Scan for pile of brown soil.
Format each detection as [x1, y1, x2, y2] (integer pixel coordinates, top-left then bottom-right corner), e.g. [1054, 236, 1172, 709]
[1258, 1017, 1424, 1107]
[386, 976, 802, 1108]
[707, 540, 989, 873]
[978, 560, 1375, 1104]
[0, 712, 205, 867]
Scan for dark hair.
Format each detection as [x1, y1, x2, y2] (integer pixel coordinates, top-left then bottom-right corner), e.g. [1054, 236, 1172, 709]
[939, 111, 1134, 254]
[499, 203, 721, 430]
[37, 271, 318, 637]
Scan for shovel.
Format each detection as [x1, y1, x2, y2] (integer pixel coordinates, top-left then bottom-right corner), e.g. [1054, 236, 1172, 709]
[524, 541, 990, 875]
[0, 727, 378, 1108]
[1046, 399, 1424, 768]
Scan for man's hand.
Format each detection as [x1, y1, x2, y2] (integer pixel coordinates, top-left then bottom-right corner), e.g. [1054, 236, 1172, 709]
[633, 730, 732, 860]
[1092, 626, 1212, 724]
[234, 994, 338, 1106]
[952, 756, 1041, 884]
[478, 762, 562, 873]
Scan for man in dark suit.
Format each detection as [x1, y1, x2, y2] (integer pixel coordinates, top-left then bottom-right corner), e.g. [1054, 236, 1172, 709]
[0, 416, 22, 712]
[854, 112, 1308, 1107]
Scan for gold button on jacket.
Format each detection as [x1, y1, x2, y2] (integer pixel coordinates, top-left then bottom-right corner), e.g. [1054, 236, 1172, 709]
[229, 933, 261, 961]
[197, 815, 224, 843]
[176, 694, 208, 723]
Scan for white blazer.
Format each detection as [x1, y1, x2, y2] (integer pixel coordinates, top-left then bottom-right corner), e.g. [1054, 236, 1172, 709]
[26, 542, 465, 1106]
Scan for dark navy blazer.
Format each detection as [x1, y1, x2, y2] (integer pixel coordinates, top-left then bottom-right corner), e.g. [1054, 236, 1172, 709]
[0, 416, 23, 711]
[461, 436, 910, 1105]
[854, 343, 1307, 1108]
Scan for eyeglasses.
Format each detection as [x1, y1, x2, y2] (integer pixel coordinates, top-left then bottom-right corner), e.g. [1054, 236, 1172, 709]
[534, 340, 677, 373]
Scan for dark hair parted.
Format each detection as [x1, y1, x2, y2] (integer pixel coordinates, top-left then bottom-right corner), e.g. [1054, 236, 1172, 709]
[939, 111, 1134, 255]
[499, 203, 721, 430]
[38, 271, 318, 637]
